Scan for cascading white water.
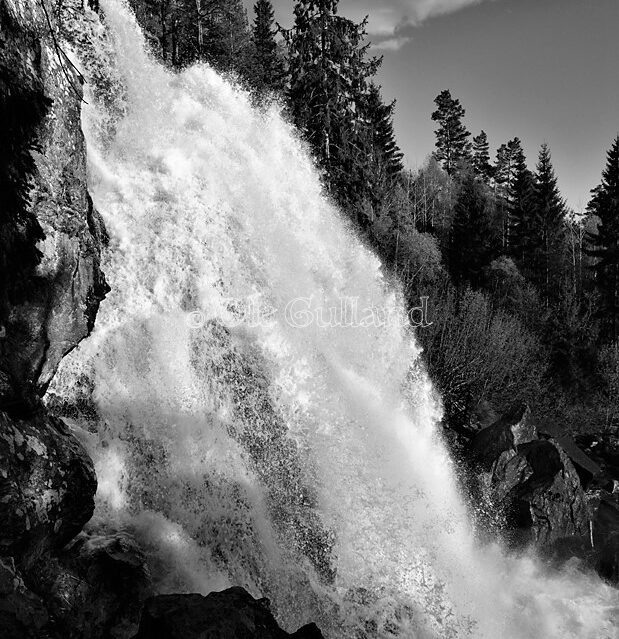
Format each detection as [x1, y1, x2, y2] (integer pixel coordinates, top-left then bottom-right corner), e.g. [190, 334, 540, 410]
[48, 1, 619, 637]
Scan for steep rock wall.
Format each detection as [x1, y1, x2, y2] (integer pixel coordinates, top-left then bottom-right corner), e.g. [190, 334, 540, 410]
[0, 0, 106, 635]
[0, 0, 108, 411]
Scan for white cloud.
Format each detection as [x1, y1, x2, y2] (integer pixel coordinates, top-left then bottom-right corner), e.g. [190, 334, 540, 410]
[403, 0, 490, 24]
[341, 0, 494, 50]
[373, 36, 412, 51]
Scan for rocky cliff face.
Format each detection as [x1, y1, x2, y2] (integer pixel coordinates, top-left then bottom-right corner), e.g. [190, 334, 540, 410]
[0, 0, 108, 412]
[1, 0, 106, 635]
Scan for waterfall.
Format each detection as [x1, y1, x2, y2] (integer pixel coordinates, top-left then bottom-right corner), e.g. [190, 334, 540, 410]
[47, 1, 618, 637]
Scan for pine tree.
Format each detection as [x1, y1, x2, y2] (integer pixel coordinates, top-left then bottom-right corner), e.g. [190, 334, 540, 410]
[284, 0, 380, 211]
[431, 90, 472, 175]
[585, 136, 619, 341]
[532, 143, 567, 305]
[494, 138, 523, 197]
[251, 0, 286, 93]
[449, 170, 497, 287]
[472, 130, 492, 182]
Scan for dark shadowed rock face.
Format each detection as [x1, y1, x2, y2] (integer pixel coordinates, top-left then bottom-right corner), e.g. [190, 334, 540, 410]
[0, 557, 48, 639]
[0, 0, 107, 635]
[588, 491, 619, 583]
[134, 587, 325, 639]
[0, 0, 108, 412]
[0, 411, 96, 568]
[510, 442, 590, 546]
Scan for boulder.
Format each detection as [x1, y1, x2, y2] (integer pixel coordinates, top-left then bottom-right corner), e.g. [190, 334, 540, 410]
[0, 411, 96, 567]
[513, 441, 590, 545]
[29, 530, 152, 639]
[470, 403, 536, 470]
[133, 587, 325, 639]
[481, 438, 590, 546]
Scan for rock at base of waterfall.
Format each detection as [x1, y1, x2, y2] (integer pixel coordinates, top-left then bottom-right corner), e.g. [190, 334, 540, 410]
[0, 411, 97, 567]
[479, 435, 590, 546]
[469, 403, 536, 470]
[0, 557, 48, 639]
[29, 529, 152, 639]
[513, 441, 590, 545]
[133, 588, 325, 639]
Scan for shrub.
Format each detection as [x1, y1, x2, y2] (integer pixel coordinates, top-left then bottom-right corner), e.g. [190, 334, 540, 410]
[418, 286, 546, 427]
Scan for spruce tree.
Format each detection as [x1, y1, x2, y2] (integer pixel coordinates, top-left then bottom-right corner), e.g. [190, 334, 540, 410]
[585, 135, 619, 341]
[449, 171, 497, 287]
[251, 0, 286, 93]
[431, 90, 472, 175]
[472, 130, 492, 182]
[363, 84, 403, 184]
[351, 84, 405, 225]
[510, 148, 537, 268]
[533, 143, 567, 305]
[284, 0, 380, 211]
[494, 137, 524, 252]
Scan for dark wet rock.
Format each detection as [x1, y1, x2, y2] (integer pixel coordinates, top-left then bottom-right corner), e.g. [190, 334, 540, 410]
[470, 403, 536, 470]
[469, 405, 591, 547]
[481, 437, 590, 546]
[133, 587, 325, 639]
[0, 411, 96, 567]
[27, 530, 152, 639]
[0, 556, 48, 639]
[514, 441, 589, 545]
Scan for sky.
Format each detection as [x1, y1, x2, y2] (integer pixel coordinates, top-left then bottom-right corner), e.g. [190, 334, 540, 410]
[243, 0, 619, 210]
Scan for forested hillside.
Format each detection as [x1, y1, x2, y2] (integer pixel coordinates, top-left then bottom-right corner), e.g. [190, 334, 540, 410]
[127, 0, 619, 438]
